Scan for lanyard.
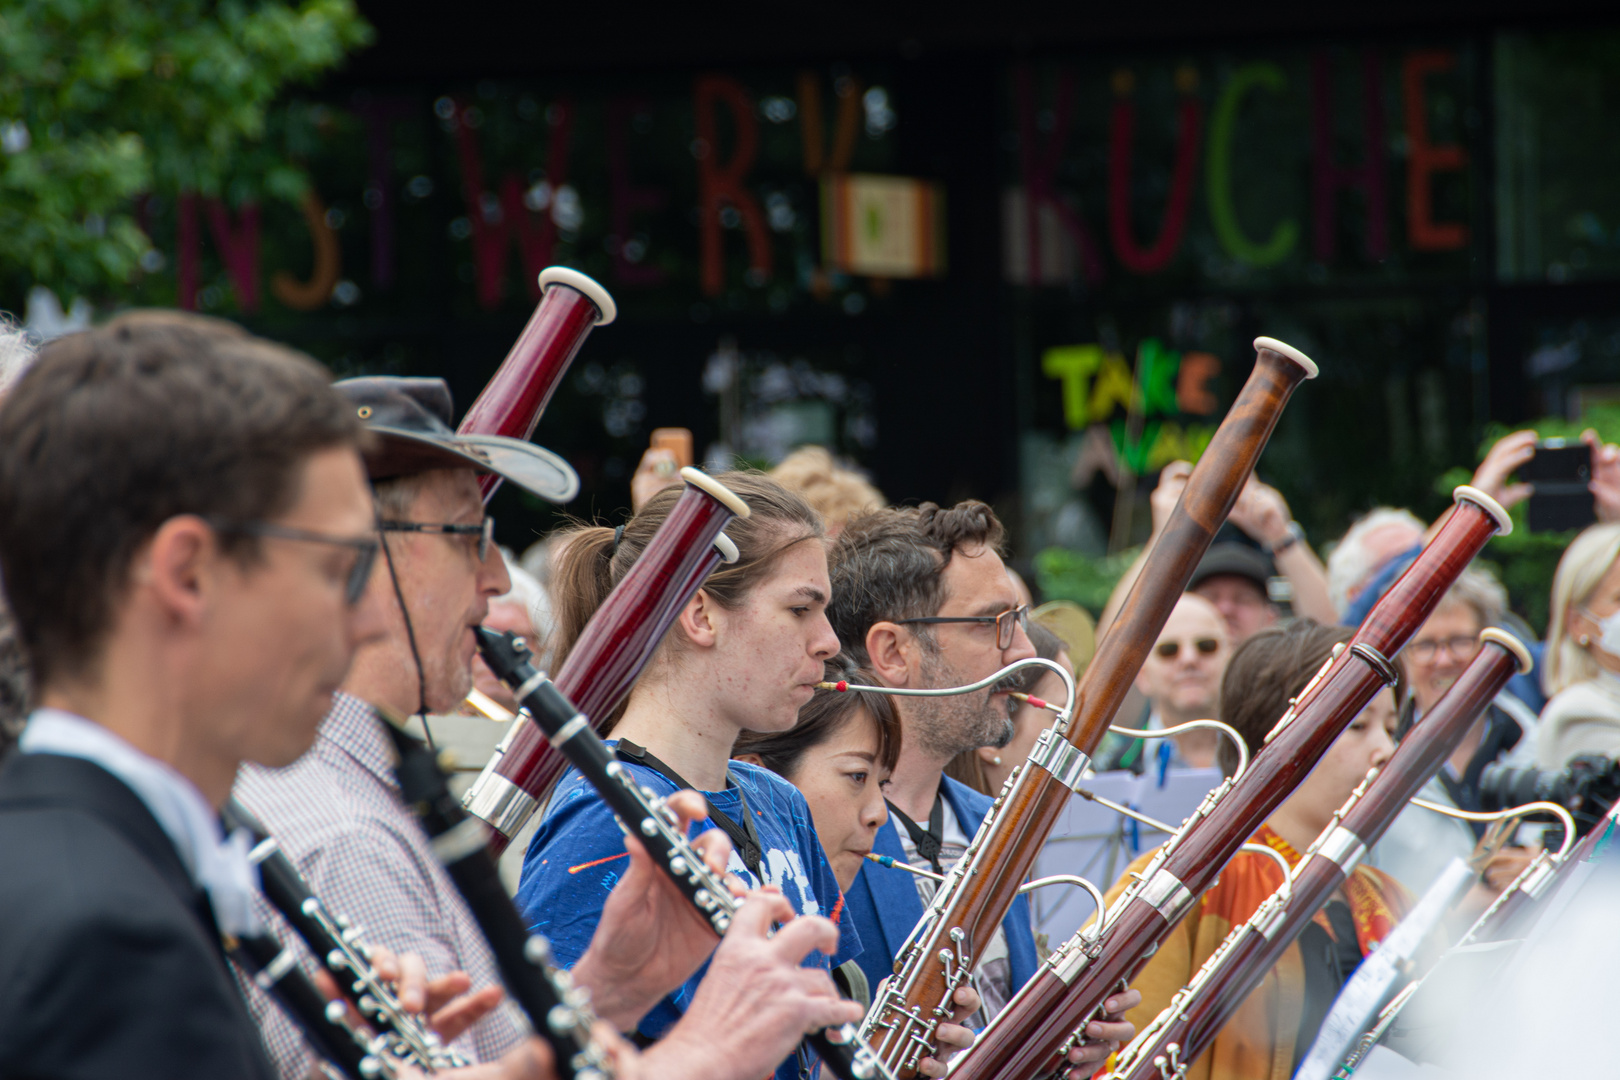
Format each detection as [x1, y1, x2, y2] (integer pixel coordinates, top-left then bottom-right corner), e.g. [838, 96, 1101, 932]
[886, 791, 946, 876]
[614, 740, 766, 882]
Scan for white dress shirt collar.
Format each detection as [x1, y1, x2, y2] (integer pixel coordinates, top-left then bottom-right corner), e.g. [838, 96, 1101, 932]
[19, 708, 262, 935]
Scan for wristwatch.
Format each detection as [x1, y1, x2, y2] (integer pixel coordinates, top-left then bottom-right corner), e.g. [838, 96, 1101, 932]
[1266, 521, 1306, 556]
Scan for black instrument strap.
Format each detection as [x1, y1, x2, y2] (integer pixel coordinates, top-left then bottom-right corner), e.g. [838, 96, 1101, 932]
[886, 791, 946, 876]
[615, 740, 765, 881]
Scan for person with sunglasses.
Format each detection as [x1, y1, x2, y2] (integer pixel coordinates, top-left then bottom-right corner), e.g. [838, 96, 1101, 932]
[1101, 593, 1231, 773]
[235, 379, 813, 1079]
[826, 502, 1140, 1074]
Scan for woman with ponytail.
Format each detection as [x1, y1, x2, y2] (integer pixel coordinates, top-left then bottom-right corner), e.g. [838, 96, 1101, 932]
[514, 473, 860, 1080]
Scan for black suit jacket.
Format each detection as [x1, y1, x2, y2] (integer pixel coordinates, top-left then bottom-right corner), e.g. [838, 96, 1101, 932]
[0, 752, 277, 1080]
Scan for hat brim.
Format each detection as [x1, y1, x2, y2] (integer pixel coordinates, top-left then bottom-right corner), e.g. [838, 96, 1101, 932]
[362, 427, 580, 504]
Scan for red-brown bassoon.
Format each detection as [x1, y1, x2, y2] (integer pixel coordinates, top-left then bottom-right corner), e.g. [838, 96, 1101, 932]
[1106, 627, 1531, 1080]
[948, 485, 1512, 1080]
[457, 266, 616, 498]
[857, 337, 1318, 1076]
[461, 467, 750, 854]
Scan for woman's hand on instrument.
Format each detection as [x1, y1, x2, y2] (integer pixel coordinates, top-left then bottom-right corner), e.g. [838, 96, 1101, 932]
[573, 790, 739, 1030]
[651, 890, 862, 1080]
[917, 984, 982, 1077]
[1060, 989, 1140, 1077]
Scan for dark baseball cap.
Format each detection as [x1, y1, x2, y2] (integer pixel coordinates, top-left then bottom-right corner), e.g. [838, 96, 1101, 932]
[1187, 529, 1276, 594]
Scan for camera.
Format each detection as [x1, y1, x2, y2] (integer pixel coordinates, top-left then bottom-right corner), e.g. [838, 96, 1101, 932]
[1476, 754, 1620, 841]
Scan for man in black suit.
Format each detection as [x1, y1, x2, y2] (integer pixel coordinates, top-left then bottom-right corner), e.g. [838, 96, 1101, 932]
[0, 312, 866, 1080]
[0, 312, 553, 1079]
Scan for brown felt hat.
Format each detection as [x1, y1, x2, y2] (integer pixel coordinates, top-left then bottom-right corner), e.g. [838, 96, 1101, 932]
[334, 376, 579, 503]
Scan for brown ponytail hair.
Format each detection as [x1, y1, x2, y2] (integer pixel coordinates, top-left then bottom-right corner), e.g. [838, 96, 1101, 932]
[547, 470, 826, 729]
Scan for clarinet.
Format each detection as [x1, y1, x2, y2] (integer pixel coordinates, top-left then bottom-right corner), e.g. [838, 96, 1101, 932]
[382, 715, 614, 1080]
[227, 929, 395, 1080]
[223, 800, 466, 1072]
[475, 627, 893, 1080]
[1105, 627, 1531, 1080]
[857, 337, 1318, 1077]
[948, 485, 1512, 1080]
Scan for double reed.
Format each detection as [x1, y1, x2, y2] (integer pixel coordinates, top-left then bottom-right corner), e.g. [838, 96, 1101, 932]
[476, 628, 892, 1080]
[859, 337, 1318, 1076]
[458, 266, 616, 499]
[951, 486, 1511, 1080]
[1107, 628, 1530, 1080]
[463, 467, 749, 855]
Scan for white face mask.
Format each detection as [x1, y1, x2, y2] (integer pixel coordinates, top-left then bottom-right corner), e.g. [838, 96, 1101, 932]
[1582, 607, 1620, 659]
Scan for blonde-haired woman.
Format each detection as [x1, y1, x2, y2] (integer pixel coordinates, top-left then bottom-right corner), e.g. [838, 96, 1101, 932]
[1538, 522, 1620, 766]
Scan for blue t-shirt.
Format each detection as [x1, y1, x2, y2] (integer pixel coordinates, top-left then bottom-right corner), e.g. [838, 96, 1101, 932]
[516, 749, 860, 1080]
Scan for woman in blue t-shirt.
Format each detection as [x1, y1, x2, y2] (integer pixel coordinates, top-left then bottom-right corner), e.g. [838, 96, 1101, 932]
[516, 472, 858, 1080]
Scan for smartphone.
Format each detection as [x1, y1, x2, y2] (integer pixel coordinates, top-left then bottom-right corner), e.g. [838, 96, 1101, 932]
[649, 427, 694, 470]
[1522, 439, 1596, 532]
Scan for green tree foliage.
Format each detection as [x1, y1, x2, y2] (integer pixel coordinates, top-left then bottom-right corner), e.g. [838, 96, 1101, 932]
[1033, 545, 1143, 616]
[0, 0, 371, 304]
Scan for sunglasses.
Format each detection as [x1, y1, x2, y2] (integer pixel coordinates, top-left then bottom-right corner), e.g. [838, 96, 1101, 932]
[896, 603, 1032, 651]
[378, 516, 496, 563]
[1154, 636, 1222, 660]
[209, 519, 379, 606]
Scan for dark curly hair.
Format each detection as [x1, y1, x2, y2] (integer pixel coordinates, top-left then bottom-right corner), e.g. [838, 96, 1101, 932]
[827, 501, 1006, 666]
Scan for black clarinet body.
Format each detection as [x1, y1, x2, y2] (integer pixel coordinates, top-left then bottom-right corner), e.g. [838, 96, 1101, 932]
[225, 800, 465, 1072]
[383, 717, 614, 1080]
[227, 928, 393, 1080]
[475, 626, 892, 1080]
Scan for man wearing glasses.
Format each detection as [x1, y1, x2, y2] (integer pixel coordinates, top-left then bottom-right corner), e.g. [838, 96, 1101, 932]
[235, 378, 781, 1076]
[0, 313, 396, 1078]
[826, 502, 1139, 1072]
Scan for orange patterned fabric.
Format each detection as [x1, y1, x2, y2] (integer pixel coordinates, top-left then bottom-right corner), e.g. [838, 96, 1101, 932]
[1106, 831, 1412, 1080]
[1252, 824, 1403, 952]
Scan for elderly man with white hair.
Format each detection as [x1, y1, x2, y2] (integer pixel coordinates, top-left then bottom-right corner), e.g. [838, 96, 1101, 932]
[1326, 506, 1427, 619]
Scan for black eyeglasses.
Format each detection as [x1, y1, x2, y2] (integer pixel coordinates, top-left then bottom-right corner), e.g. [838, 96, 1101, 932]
[208, 519, 379, 605]
[378, 516, 496, 563]
[896, 604, 1031, 650]
[1405, 634, 1480, 664]
[1154, 636, 1222, 660]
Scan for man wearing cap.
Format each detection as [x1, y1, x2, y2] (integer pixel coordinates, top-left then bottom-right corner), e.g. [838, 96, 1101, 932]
[235, 378, 826, 1076]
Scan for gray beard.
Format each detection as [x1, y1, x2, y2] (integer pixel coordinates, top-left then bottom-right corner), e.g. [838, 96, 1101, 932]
[915, 649, 1017, 759]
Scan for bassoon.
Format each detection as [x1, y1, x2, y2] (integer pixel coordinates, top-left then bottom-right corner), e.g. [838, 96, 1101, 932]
[1343, 776, 1605, 1072]
[858, 337, 1318, 1076]
[949, 485, 1511, 1080]
[475, 627, 893, 1080]
[458, 266, 616, 499]
[1105, 627, 1531, 1080]
[462, 467, 749, 855]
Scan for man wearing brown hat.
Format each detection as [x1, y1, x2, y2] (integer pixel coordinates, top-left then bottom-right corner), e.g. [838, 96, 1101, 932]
[236, 377, 853, 1078]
